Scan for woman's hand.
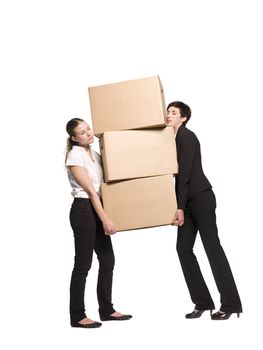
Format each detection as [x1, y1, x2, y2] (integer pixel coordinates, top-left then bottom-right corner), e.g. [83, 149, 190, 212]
[103, 218, 117, 235]
[68, 166, 118, 234]
[171, 209, 184, 226]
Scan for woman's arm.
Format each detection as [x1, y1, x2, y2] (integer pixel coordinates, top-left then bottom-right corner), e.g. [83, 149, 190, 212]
[176, 131, 198, 210]
[68, 166, 116, 235]
[171, 131, 198, 227]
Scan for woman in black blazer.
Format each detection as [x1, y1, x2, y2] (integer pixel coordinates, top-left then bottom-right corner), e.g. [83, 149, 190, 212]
[167, 101, 242, 320]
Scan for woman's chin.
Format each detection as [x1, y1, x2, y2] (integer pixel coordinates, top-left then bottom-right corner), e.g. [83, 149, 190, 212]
[87, 138, 94, 144]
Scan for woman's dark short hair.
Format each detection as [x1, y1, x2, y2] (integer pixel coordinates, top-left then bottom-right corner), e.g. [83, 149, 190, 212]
[167, 101, 191, 125]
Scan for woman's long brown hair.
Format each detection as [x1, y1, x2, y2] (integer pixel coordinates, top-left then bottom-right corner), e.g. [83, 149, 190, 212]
[65, 118, 84, 163]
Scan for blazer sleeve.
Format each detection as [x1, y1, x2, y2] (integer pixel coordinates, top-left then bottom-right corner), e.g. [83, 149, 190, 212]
[176, 131, 198, 209]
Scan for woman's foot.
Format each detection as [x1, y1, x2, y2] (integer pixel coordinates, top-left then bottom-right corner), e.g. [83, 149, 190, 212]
[185, 309, 213, 319]
[110, 312, 125, 318]
[79, 317, 98, 325]
[100, 311, 132, 321]
[211, 310, 240, 320]
[71, 317, 102, 328]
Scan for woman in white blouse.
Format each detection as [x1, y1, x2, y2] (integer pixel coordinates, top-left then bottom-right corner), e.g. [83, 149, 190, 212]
[65, 118, 132, 328]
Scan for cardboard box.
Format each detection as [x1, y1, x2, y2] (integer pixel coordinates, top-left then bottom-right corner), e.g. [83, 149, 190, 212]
[100, 127, 178, 182]
[88, 76, 166, 136]
[101, 175, 177, 231]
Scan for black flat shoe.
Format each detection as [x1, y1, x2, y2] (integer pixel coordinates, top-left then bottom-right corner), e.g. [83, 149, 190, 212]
[100, 314, 132, 321]
[211, 311, 240, 320]
[71, 321, 102, 328]
[185, 309, 213, 319]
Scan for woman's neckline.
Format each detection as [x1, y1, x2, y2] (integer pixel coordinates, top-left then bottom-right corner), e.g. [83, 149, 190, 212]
[83, 146, 95, 162]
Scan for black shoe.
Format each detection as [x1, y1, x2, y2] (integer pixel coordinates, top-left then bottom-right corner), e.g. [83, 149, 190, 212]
[211, 311, 240, 320]
[100, 314, 132, 321]
[71, 321, 102, 328]
[185, 309, 213, 319]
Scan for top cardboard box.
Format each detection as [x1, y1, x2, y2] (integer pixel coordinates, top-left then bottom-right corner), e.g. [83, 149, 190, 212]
[88, 76, 166, 136]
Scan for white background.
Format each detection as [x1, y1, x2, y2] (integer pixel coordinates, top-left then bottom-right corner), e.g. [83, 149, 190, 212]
[0, 0, 262, 349]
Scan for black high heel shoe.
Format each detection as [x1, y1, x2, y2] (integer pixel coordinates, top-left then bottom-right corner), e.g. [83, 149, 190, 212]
[211, 311, 240, 320]
[100, 314, 132, 321]
[71, 321, 102, 328]
[185, 309, 213, 319]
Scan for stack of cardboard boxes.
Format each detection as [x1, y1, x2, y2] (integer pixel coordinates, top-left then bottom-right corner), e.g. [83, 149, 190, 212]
[88, 76, 178, 231]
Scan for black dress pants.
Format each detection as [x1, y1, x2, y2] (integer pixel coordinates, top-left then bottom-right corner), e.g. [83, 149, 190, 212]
[69, 198, 115, 323]
[177, 190, 242, 313]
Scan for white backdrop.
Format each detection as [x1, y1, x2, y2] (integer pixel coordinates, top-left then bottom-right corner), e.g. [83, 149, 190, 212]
[1, 0, 262, 349]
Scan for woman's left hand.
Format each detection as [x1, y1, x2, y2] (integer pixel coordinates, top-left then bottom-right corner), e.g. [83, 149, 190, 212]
[103, 218, 117, 235]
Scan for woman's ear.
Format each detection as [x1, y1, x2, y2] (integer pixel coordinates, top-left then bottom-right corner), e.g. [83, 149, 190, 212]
[71, 136, 77, 142]
[181, 116, 187, 123]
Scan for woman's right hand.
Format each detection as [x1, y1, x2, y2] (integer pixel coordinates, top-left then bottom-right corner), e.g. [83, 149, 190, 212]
[171, 209, 184, 226]
[102, 218, 117, 235]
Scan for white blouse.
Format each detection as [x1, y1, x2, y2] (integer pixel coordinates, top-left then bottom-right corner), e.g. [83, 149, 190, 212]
[66, 145, 103, 198]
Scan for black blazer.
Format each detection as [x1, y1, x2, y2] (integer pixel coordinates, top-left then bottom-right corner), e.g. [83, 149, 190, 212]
[175, 125, 212, 209]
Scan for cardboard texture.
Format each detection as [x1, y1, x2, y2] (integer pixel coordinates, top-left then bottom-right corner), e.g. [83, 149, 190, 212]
[101, 175, 177, 231]
[100, 127, 178, 182]
[88, 76, 166, 136]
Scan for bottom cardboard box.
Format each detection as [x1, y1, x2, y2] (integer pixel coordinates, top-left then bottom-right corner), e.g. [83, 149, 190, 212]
[101, 175, 177, 231]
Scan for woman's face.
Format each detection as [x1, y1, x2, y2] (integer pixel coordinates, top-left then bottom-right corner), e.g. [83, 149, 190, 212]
[166, 106, 186, 128]
[72, 121, 94, 146]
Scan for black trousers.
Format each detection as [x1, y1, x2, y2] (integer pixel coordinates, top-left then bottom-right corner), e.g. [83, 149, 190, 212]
[69, 198, 115, 323]
[177, 189, 242, 313]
